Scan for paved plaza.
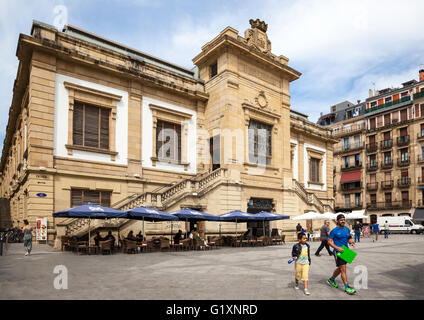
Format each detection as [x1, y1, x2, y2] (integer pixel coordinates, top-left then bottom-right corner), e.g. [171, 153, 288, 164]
[0, 234, 423, 300]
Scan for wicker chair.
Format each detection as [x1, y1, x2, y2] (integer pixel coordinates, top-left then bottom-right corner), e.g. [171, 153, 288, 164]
[99, 239, 113, 255]
[160, 238, 170, 251]
[181, 238, 192, 251]
[123, 239, 137, 254]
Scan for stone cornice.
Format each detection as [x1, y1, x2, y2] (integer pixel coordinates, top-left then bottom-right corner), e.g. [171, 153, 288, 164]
[193, 34, 301, 82]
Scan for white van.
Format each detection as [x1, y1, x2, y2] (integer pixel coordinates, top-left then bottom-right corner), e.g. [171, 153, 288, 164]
[377, 216, 424, 234]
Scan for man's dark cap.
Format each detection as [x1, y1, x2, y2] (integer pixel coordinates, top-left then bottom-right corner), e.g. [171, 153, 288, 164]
[336, 214, 345, 221]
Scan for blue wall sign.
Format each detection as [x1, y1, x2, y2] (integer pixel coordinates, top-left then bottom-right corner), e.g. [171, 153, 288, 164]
[36, 193, 47, 198]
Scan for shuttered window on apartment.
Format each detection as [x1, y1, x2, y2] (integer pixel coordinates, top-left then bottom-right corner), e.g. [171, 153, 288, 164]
[156, 120, 181, 162]
[71, 189, 111, 207]
[400, 109, 407, 122]
[73, 102, 110, 150]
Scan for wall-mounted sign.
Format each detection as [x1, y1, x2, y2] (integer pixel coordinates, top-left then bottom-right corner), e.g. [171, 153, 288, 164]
[36, 193, 47, 198]
[36, 217, 47, 241]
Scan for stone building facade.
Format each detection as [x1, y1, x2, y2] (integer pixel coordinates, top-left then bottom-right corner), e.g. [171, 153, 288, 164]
[0, 19, 336, 242]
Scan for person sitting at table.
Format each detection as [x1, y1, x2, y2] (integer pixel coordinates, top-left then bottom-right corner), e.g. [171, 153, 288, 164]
[174, 230, 183, 244]
[94, 231, 104, 246]
[189, 228, 199, 239]
[136, 231, 145, 243]
[126, 230, 137, 241]
[104, 231, 116, 250]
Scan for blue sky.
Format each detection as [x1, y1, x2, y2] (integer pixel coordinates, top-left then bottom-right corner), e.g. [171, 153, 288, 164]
[1, 0, 424, 155]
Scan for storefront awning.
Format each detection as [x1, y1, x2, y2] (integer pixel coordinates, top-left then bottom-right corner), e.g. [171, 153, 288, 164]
[340, 171, 361, 183]
[413, 208, 424, 221]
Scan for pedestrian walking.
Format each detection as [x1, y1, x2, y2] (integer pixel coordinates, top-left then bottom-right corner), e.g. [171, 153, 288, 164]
[353, 221, 362, 243]
[292, 232, 311, 295]
[22, 220, 33, 256]
[327, 214, 357, 295]
[383, 220, 389, 239]
[371, 222, 379, 242]
[314, 220, 333, 256]
[296, 223, 303, 237]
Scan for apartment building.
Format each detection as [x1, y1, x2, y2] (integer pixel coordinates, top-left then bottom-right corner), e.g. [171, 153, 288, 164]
[319, 69, 424, 221]
[0, 20, 336, 242]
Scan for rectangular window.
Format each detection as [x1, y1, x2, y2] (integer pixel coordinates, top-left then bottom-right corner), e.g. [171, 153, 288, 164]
[400, 109, 407, 122]
[385, 192, 392, 204]
[73, 102, 110, 150]
[354, 154, 360, 166]
[248, 120, 272, 166]
[343, 137, 350, 150]
[421, 124, 424, 137]
[384, 152, 391, 164]
[384, 114, 391, 126]
[345, 194, 350, 208]
[344, 156, 350, 168]
[370, 194, 377, 204]
[400, 148, 409, 161]
[355, 193, 361, 206]
[310, 158, 320, 183]
[354, 135, 360, 148]
[392, 111, 399, 123]
[210, 62, 218, 78]
[71, 189, 111, 207]
[369, 135, 376, 144]
[156, 120, 182, 162]
[370, 154, 377, 166]
[385, 96, 392, 103]
[369, 118, 376, 129]
[402, 191, 409, 202]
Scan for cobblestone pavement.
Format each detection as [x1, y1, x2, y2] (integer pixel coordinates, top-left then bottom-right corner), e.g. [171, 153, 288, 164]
[0, 234, 423, 300]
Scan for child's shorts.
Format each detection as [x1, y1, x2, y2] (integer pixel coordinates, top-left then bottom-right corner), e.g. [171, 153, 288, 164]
[295, 263, 309, 281]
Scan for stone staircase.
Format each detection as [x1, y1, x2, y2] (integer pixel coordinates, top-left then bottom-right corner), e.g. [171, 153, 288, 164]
[63, 168, 228, 237]
[291, 179, 333, 213]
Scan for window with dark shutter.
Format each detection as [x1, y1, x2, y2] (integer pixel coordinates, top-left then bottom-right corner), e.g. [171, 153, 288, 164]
[156, 120, 181, 162]
[71, 189, 111, 207]
[248, 120, 272, 166]
[72, 101, 110, 150]
[310, 158, 320, 183]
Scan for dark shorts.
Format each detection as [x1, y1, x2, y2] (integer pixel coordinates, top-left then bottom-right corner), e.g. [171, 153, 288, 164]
[333, 251, 347, 267]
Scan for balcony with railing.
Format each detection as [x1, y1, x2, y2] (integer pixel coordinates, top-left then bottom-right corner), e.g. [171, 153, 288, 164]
[381, 180, 394, 190]
[332, 123, 366, 137]
[413, 91, 424, 100]
[367, 161, 378, 171]
[337, 202, 363, 211]
[334, 142, 364, 155]
[340, 182, 362, 192]
[397, 157, 410, 167]
[397, 135, 410, 147]
[380, 139, 393, 150]
[397, 177, 411, 188]
[417, 132, 424, 141]
[381, 159, 393, 169]
[366, 182, 378, 191]
[367, 200, 412, 211]
[340, 162, 363, 172]
[365, 96, 412, 114]
[366, 143, 378, 153]
[417, 155, 424, 164]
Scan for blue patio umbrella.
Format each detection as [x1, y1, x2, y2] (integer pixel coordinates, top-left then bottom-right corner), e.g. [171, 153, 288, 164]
[53, 204, 126, 247]
[255, 211, 290, 237]
[125, 206, 178, 243]
[170, 208, 220, 243]
[218, 210, 257, 237]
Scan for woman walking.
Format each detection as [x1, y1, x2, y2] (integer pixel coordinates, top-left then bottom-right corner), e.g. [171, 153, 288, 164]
[22, 220, 33, 256]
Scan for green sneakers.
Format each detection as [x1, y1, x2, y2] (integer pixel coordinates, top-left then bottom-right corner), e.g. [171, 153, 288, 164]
[327, 278, 339, 288]
[345, 286, 357, 295]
